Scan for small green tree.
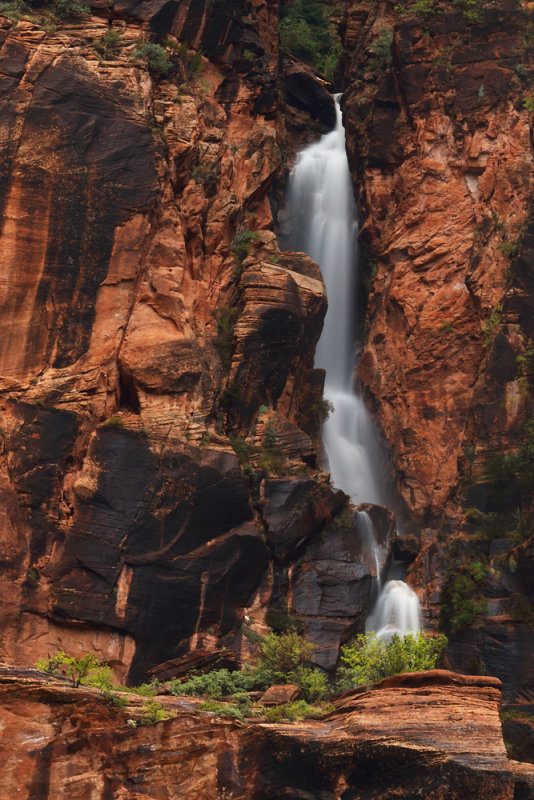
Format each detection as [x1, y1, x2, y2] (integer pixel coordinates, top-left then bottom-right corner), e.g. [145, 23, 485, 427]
[93, 29, 123, 59]
[141, 699, 168, 724]
[132, 42, 172, 76]
[53, 0, 89, 19]
[35, 651, 104, 687]
[259, 631, 314, 676]
[339, 632, 447, 687]
[258, 631, 328, 701]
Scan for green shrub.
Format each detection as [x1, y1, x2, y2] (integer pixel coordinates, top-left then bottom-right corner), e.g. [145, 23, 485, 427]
[264, 606, 302, 634]
[191, 164, 217, 185]
[298, 396, 334, 437]
[483, 308, 500, 346]
[280, 16, 319, 64]
[440, 561, 488, 634]
[103, 690, 129, 708]
[104, 415, 123, 429]
[0, 0, 29, 21]
[408, 0, 434, 13]
[230, 436, 254, 465]
[262, 420, 277, 448]
[125, 682, 158, 697]
[370, 28, 393, 68]
[53, 0, 88, 18]
[93, 29, 123, 58]
[338, 632, 447, 687]
[453, 0, 484, 22]
[140, 699, 168, 724]
[35, 651, 105, 687]
[263, 700, 334, 721]
[231, 227, 259, 267]
[170, 667, 270, 699]
[279, 0, 342, 80]
[132, 42, 172, 75]
[259, 631, 314, 676]
[25, 566, 39, 585]
[171, 632, 327, 704]
[86, 664, 115, 692]
[214, 307, 239, 367]
[291, 665, 329, 702]
[198, 699, 249, 720]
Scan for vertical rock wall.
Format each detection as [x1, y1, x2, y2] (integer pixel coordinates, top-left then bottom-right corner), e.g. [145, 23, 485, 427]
[0, 1, 387, 680]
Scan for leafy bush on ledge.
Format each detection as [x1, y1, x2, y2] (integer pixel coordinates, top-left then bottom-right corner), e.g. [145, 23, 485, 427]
[337, 632, 448, 689]
[171, 631, 329, 703]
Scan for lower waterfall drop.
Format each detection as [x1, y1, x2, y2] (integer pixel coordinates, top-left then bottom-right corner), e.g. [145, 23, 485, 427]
[285, 94, 420, 638]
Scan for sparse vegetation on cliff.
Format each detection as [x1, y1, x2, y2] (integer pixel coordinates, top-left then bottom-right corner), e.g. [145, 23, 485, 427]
[93, 29, 123, 59]
[132, 42, 172, 75]
[171, 631, 329, 705]
[36, 651, 106, 687]
[279, 0, 343, 81]
[440, 559, 488, 634]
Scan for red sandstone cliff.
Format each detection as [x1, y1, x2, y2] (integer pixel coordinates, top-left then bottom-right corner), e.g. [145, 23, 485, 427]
[2, 666, 533, 799]
[341, 0, 534, 699]
[2, 0, 534, 783]
[0, 0, 383, 684]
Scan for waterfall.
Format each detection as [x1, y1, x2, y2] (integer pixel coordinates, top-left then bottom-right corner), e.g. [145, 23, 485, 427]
[366, 580, 421, 641]
[286, 98, 381, 506]
[285, 95, 420, 640]
[356, 509, 382, 592]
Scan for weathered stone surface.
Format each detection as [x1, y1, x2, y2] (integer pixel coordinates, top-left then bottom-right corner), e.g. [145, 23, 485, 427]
[284, 62, 336, 129]
[2, 668, 533, 799]
[0, 9, 337, 681]
[261, 477, 346, 562]
[259, 683, 301, 705]
[288, 503, 396, 669]
[342, 1, 534, 529]
[147, 648, 239, 682]
[341, 0, 534, 703]
[226, 258, 327, 432]
[503, 714, 534, 764]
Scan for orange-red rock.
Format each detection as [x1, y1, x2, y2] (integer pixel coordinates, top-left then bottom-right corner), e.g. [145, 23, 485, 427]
[342, 1, 534, 529]
[1, 667, 533, 799]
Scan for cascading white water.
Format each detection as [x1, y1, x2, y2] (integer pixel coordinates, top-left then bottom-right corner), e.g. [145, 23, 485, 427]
[286, 95, 421, 640]
[365, 580, 421, 641]
[356, 510, 382, 592]
[286, 98, 381, 506]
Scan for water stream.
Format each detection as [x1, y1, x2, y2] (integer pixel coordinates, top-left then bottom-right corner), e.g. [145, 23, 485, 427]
[285, 96, 420, 639]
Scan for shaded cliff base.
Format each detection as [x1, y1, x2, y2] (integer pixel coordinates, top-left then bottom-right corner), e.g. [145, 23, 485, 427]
[2, 666, 534, 799]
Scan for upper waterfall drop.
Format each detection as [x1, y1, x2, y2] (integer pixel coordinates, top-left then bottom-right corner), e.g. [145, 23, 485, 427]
[286, 97, 382, 506]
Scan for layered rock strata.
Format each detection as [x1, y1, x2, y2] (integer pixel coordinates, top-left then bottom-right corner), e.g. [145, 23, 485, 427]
[0, 0, 377, 682]
[1, 667, 533, 799]
[341, 0, 534, 700]
[342, 0, 534, 527]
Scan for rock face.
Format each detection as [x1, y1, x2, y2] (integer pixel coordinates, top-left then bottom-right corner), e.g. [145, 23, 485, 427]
[342, 0, 534, 526]
[0, 2, 378, 684]
[340, 0, 534, 701]
[2, 667, 533, 799]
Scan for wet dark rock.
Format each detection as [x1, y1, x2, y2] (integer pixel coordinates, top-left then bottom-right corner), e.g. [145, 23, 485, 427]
[289, 504, 396, 669]
[261, 478, 346, 562]
[147, 649, 239, 682]
[284, 63, 336, 130]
